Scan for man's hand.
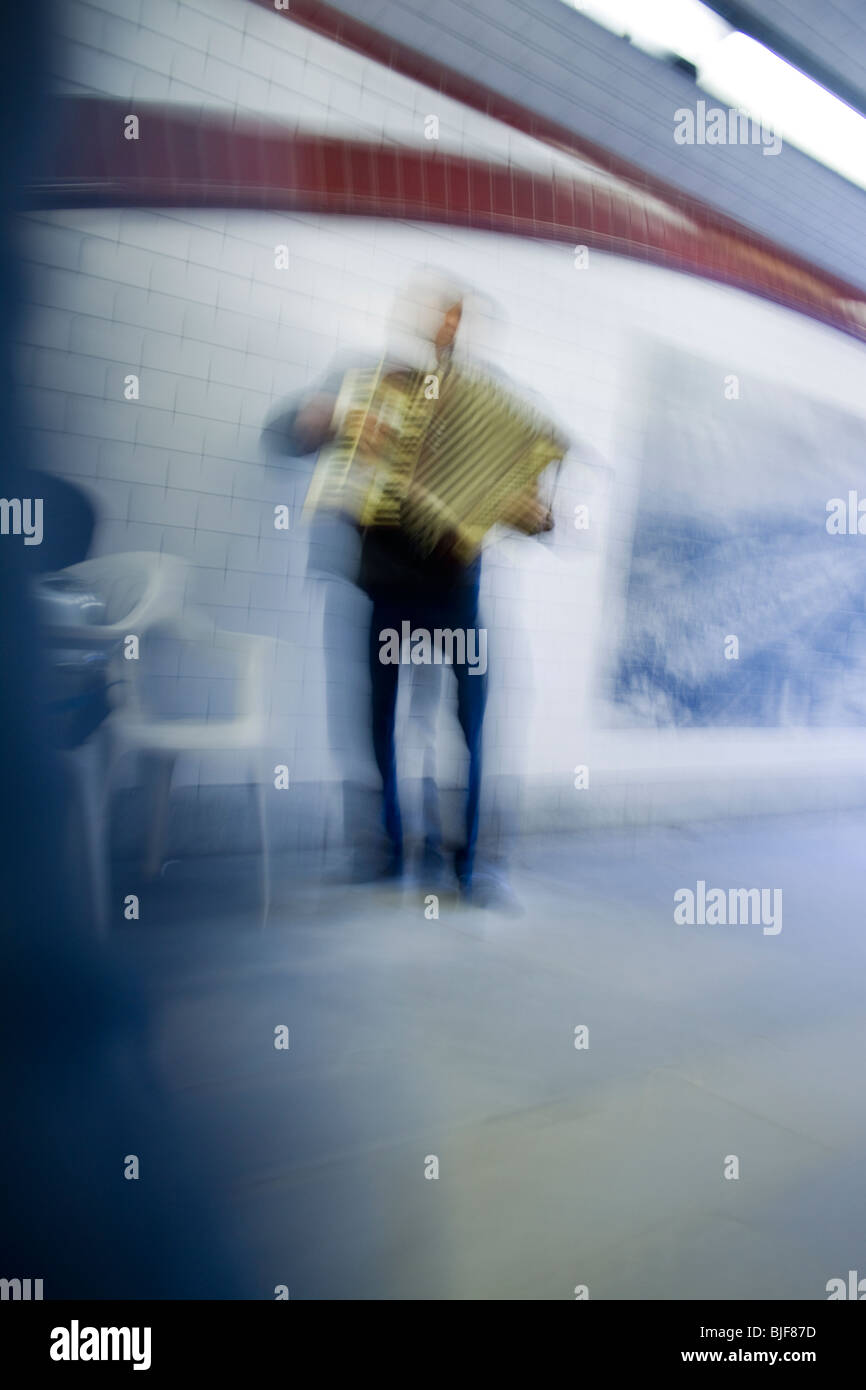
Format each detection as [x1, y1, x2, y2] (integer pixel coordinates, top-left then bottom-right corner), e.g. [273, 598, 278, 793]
[357, 406, 398, 462]
[501, 488, 554, 535]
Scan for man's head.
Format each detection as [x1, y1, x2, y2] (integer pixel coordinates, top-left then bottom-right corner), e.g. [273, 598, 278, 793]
[388, 269, 470, 368]
[433, 299, 463, 357]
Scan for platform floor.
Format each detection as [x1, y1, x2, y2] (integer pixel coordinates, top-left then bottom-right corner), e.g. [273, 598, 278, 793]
[118, 809, 866, 1300]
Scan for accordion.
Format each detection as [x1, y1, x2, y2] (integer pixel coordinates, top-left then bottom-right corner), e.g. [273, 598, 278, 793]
[303, 358, 568, 563]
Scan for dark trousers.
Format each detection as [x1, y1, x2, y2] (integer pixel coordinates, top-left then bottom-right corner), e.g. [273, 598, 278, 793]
[368, 572, 487, 882]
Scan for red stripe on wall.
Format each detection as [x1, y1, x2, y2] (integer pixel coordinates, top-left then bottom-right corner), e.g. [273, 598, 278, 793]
[30, 96, 866, 347]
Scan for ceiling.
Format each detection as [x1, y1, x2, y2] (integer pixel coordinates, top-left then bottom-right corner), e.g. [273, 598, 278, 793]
[704, 0, 866, 117]
[313, 0, 866, 292]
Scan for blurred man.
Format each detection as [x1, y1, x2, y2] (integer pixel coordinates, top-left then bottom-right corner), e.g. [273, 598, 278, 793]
[264, 272, 553, 903]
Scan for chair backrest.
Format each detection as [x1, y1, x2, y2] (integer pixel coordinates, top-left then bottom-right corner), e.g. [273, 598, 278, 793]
[56, 553, 287, 736]
[57, 552, 189, 718]
[60, 552, 188, 632]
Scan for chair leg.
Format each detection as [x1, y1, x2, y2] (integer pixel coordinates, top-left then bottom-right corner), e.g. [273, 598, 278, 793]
[71, 740, 109, 939]
[94, 739, 122, 938]
[254, 758, 271, 928]
[143, 753, 175, 881]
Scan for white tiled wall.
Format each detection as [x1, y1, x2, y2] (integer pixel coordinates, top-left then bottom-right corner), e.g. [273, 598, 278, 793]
[48, 0, 604, 179]
[16, 0, 866, 811]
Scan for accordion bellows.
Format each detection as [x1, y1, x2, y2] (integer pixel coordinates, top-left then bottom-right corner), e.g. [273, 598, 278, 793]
[303, 359, 568, 563]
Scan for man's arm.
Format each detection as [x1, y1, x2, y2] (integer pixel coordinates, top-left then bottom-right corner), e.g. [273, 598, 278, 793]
[261, 391, 338, 458]
[261, 357, 361, 458]
[263, 351, 393, 458]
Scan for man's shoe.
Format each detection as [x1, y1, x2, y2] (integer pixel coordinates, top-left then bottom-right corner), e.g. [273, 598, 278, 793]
[458, 868, 524, 915]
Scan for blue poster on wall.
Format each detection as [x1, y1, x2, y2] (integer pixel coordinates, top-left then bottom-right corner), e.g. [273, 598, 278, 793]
[613, 345, 866, 727]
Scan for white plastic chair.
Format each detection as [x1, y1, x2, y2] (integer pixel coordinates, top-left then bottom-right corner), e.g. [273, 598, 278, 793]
[46, 552, 280, 933]
[111, 616, 278, 928]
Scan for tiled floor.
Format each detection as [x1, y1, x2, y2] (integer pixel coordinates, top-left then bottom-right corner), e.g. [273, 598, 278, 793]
[118, 809, 866, 1299]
